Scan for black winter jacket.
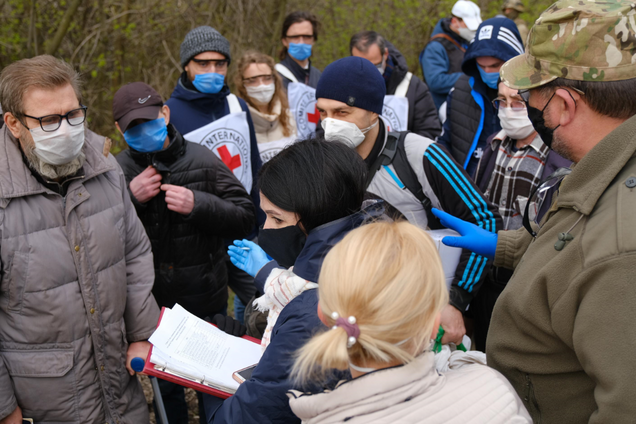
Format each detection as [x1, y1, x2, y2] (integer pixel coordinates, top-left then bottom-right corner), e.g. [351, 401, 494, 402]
[116, 125, 256, 318]
[277, 55, 322, 90]
[385, 41, 441, 140]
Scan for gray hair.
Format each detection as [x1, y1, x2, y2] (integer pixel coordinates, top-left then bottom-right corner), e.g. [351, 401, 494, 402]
[0, 55, 82, 118]
[349, 31, 387, 56]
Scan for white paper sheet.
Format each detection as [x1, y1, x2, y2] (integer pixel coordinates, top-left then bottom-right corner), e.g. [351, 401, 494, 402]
[149, 304, 262, 392]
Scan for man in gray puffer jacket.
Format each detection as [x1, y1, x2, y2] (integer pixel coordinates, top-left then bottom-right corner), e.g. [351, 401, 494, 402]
[0, 55, 160, 423]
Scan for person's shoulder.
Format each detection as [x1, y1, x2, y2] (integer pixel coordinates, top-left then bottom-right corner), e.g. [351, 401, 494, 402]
[274, 289, 320, 331]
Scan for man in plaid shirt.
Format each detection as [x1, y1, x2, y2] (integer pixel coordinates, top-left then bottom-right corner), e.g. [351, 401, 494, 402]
[471, 80, 571, 351]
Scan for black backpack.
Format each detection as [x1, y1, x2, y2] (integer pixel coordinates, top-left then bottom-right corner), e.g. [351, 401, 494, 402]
[366, 131, 442, 229]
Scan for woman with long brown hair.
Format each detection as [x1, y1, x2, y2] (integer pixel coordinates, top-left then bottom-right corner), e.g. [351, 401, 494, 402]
[235, 51, 297, 163]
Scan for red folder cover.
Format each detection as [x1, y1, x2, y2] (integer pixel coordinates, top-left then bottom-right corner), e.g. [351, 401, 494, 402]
[143, 307, 261, 399]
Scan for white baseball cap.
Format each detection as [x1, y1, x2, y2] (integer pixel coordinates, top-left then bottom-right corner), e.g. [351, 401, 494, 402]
[451, 0, 482, 31]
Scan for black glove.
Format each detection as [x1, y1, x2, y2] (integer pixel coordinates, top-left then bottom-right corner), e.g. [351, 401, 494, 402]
[210, 314, 246, 337]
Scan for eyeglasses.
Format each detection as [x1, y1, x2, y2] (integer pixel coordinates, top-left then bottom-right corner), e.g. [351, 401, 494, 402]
[518, 87, 585, 105]
[243, 74, 275, 87]
[284, 34, 314, 43]
[492, 98, 526, 111]
[21, 105, 88, 132]
[523, 167, 572, 237]
[191, 58, 229, 71]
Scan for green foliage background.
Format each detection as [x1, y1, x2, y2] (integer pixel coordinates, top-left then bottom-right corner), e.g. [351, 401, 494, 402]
[0, 0, 554, 153]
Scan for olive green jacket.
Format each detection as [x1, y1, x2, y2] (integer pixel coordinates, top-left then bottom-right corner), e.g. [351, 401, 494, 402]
[487, 114, 636, 423]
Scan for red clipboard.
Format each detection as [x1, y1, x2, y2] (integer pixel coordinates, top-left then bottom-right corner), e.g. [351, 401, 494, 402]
[143, 307, 261, 399]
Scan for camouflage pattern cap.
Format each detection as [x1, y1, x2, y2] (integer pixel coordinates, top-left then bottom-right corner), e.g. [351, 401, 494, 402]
[500, 0, 636, 89]
[502, 0, 525, 13]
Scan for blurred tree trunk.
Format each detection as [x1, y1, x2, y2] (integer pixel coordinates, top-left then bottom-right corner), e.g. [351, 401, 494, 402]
[45, 0, 83, 55]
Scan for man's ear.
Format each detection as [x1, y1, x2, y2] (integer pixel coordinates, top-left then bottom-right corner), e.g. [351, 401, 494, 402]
[384, 49, 390, 62]
[555, 88, 578, 128]
[282, 37, 290, 49]
[161, 105, 171, 126]
[4, 113, 23, 139]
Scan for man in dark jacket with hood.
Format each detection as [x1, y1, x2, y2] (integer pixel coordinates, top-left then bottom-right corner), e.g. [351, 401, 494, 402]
[350, 31, 441, 140]
[166, 25, 264, 325]
[437, 17, 525, 177]
[113, 82, 256, 424]
[420, 0, 482, 109]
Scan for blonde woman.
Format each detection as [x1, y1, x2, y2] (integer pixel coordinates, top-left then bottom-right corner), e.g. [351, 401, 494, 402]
[289, 221, 531, 423]
[235, 51, 297, 163]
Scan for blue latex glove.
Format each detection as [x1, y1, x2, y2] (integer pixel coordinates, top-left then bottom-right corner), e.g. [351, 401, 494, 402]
[227, 239, 272, 277]
[431, 208, 498, 260]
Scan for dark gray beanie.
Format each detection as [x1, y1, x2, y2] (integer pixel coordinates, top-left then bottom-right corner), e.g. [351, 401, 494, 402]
[180, 26, 231, 67]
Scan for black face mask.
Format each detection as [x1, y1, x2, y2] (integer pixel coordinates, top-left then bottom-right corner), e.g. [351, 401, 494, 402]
[258, 224, 307, 269]
[527, 92, 560, 149]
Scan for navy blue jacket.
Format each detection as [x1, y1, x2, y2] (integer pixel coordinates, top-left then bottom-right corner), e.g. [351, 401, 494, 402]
[437, 18, 524, 177]
[209, 201, 385, 424]
[166, 74, 265, 227]
[420, 19, 468, 109]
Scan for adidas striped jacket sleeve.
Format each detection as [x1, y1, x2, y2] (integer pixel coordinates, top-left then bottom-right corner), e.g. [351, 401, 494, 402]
[423, 143, 502, 311]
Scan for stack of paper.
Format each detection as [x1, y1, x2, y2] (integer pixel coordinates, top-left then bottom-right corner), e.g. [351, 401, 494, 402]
[149, 304, 262, 394]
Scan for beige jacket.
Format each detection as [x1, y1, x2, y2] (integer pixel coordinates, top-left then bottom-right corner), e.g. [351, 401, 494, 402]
[248, 100, 296, 144]
[488, 114, 636, 423]
[288, 352, 531, 423]
[0, 126, 160, 423]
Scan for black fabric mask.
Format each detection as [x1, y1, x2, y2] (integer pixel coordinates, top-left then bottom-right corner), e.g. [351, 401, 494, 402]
[258, 224, 307, 269]
[527, 92, 560, 149]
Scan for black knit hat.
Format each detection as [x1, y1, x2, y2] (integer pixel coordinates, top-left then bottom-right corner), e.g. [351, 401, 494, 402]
[180, 26, 231, 67]
[316, 57, 385, 114]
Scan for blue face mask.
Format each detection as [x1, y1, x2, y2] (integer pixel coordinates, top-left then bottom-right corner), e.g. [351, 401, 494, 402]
[478, 66, 500, 90]
[124, 117, 168, 153]
[192, 72, 225, 94]
[288, 43, 312, 61]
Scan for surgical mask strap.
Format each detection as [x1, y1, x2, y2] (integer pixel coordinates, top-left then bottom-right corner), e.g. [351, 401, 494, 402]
[360, 118, 378, 134]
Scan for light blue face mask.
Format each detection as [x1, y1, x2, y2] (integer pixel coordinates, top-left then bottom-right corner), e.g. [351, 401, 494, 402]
[288, 43, 312, 61]
[478, 66, 500, 90]
[192, 72, 225, 94]
[124, 117, 168, 153]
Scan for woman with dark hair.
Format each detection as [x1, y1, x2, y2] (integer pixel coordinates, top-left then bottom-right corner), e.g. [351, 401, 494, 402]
[204, 137, 385, 423]
[275, 11, 322, 89]
[235, 51, 297, 163]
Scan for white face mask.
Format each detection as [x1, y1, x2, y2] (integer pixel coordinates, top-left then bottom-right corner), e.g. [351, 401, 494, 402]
[30, 121, 85, 165]
[245, 83, 276, 105]
[321, 117, 378, 149]
[498, 107, 536, 141]
[376, 60, 386, 75]
[458, 27, 476, 42]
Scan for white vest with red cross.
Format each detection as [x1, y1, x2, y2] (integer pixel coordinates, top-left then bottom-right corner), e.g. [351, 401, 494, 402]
[182, 94, 253, 193]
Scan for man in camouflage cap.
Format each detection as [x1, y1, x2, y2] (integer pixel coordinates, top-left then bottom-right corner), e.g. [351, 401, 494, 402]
[432, 0, 636, 421]
[502, 0, 529, 44]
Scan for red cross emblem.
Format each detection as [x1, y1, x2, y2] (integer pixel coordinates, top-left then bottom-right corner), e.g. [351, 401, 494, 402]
[217, 145, 242, 171]
[307, 106, 320, 125]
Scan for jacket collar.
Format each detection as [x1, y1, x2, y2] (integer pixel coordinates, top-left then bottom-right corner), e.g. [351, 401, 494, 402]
[0, 125, 115, 199]
[557, 114, 636, 215]
[127, 124, 186, 169]
[288, 352, 440, 421]
[293, 200, 386, 282]
[281, 55, 312, 82]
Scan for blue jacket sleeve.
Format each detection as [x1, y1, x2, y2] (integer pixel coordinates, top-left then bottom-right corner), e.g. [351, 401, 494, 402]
[436, 89, 454, 149]
[210, 292, 322, 424]
[240, 99, 266, 228]
[422, 42, 463, 97]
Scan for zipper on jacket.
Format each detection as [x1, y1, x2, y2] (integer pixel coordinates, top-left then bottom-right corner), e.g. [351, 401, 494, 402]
[525, 373, 541, 423]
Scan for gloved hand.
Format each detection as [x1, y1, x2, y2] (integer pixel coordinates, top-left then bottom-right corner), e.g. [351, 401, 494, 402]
[227, 239, 272, 277]
[208, 314, 247, 337]
[431, 208, 498, 260]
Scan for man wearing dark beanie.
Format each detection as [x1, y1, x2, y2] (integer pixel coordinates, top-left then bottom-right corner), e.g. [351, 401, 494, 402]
[165, 24, 264, 390]
[316, 56, 501, 348]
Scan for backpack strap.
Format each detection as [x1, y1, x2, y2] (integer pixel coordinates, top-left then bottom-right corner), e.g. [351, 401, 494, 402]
[365, 132, 399, 189]
[430, 33, 467, 53]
